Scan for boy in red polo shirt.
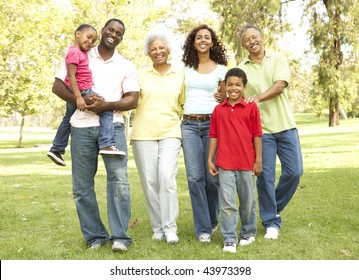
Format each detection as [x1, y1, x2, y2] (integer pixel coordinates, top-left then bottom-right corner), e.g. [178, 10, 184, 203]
[208, 68, 262, 253]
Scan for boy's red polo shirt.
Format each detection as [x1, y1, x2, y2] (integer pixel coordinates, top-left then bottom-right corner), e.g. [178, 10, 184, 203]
[209, 97, 262, 171]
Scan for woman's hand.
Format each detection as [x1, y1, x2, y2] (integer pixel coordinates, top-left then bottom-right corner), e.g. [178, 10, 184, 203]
[214, 91, 223, 103]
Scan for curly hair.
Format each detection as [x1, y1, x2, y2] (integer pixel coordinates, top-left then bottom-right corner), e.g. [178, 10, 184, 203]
[182, 24, 228, 69]
[143, 32, 173, 56]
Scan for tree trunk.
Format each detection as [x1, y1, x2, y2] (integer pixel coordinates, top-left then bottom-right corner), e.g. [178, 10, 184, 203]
[323, 0, 342, 127]
[18, 116, 25, 148]
[329, 97, 340, 126]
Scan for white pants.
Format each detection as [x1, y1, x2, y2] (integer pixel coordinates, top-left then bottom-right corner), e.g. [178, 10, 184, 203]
[132, 138, 181, 234]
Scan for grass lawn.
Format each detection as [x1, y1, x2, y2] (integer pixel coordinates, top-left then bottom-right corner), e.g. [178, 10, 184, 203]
[0, 113, 358, 260]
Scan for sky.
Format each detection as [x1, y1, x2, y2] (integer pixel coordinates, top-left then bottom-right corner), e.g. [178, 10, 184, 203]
[153, 0, 312, 63]
[281, 1, 311, 59]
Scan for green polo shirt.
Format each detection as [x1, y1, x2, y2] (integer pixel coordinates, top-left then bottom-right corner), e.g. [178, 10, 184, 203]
[238, 50, 297, 134]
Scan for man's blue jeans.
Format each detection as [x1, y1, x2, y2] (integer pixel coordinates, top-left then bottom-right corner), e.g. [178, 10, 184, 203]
[51, 88, 115, 154]
[218, 168, 256, 243]
[181, 119, 219, 237]
[257, 128, 303, 229]
[70, 122, 132, 247]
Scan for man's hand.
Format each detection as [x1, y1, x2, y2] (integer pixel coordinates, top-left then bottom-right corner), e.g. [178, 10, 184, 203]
[82, 94, 101, 107]
[244, 95, 260, 104]
[86, 97, 108, 114]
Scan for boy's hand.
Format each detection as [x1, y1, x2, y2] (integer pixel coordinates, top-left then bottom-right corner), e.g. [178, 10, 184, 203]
[208, 162, 219, 176]
[253, 161, 262, 176]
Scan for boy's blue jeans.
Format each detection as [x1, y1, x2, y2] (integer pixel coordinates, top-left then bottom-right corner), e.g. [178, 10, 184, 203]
[218, 168, 256, 243]
[50, 88, 115, 154]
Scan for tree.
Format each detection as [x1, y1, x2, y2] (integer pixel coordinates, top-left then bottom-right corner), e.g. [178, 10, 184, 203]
[210, 0, 313, 112]
[210, 0, 292, 61]
[288, 58, 314, 113]
[305, 0, 359, 126]
[0, 0, 73, 147]
[0, 0, 161, 144]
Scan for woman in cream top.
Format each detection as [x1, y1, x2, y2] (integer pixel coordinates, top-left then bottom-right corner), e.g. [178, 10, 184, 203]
[131, 30, 184, 244]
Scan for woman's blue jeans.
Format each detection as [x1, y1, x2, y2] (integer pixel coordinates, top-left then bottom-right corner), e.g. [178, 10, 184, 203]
[70, 122, 132, 247]
[181, 119, 219, 237]
[257, 128, 303, 229]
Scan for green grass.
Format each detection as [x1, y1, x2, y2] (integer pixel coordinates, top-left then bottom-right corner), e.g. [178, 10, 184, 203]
[0, 113, 358, 260]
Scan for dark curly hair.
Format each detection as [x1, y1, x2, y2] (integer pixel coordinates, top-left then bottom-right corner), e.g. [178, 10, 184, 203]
[182, 24, 228, 69]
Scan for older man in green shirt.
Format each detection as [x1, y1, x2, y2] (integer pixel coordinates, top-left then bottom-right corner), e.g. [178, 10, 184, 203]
[238, 25, 303, 240]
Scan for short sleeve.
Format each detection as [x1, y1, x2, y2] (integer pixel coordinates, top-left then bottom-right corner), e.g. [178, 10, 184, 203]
[273, 53, 291, 84]
[122, 60, 140, 94]
[217, 64, 227, 82]
[55, 64, 67, 81]
[65, 47, 82, 65]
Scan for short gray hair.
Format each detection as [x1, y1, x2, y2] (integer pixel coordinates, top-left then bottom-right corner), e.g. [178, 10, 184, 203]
[143, 32, 173, 56]
[239, 25, 262, 42]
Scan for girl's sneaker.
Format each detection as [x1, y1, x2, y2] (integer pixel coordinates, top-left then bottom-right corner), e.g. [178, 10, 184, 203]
[47, 150, 66, 166]
[99, 146, 126, 157]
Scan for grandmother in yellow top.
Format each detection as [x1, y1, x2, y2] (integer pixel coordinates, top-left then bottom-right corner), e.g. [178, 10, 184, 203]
[130, 30, 185, 244]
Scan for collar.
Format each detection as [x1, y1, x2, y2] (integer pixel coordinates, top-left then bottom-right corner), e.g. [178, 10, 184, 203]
[89, 46, 122, 62]
[147, 64, 176, 75]
[221, 96, 247, 107]
[243, 49, 272, 64]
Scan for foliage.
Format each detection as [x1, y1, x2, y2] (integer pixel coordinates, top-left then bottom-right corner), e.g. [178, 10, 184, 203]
[0, 0, 76, 146]
[166, 0, 220, 34]
[305, 0, 359, 125]
[0, 0, 161, 137]
[2, 0, 359, 133]
[210, 0, 312, 113]
[210, 0, 291, 61]
[287, 58, 314, 113]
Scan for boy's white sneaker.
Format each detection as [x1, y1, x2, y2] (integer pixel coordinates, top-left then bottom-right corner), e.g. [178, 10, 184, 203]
[198, 233, 211, 243]
[223, 242, 237, 253]
[239, 236, 255, 246]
